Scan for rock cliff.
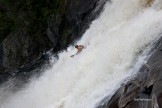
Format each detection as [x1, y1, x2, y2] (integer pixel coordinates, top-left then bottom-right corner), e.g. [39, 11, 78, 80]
[0, 0, 107, 71]
[97, 36, 162, 108]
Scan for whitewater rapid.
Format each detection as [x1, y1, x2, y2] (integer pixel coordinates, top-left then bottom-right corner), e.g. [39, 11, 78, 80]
[1, 0, 162, 108]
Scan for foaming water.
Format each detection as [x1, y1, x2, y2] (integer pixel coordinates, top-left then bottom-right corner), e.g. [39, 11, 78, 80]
[1, 0, 162, 108]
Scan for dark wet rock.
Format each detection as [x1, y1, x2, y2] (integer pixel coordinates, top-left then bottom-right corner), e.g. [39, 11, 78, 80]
[145, 67, 160, 90]
[96, 37, 162, 108]
[0, 0, 107, 74]
[47, 0, 108, 51]
[2, 27, 52, 70]
[97, 67, 159, 108]
[118, 81, 141, 108]
[150, 67, 162, 108]
[0, 51, 57, 85]
[97, 85, 126, 108]
[0, 44, 3, 66]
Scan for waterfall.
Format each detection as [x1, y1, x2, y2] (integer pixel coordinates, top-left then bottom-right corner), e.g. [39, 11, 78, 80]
[0, 0, 162, 108]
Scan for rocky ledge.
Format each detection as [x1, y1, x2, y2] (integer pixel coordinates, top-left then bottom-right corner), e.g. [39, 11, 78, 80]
[97, 36, 162, 108]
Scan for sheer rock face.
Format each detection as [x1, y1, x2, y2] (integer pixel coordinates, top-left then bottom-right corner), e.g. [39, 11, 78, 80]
[2, 27, 51, 70]
[0, 0, 107, 71]
[97, 37, 162, 108]
[0, 44, 3, 66]
[47, 0, 108, 51]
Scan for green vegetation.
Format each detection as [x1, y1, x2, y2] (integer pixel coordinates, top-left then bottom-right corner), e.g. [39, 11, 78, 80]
[0, 0, 67, 43]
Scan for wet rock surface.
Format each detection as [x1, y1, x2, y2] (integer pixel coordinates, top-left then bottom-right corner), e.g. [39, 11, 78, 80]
[47, 0, 108, 51]
[0, 0, 108, 93]
[0, 50, 57, 86]
[97, 37, 162, 108]
[0, 0, 107, 74]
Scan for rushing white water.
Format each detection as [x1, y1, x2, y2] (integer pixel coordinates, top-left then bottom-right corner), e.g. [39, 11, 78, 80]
[1, 0, 162, 108]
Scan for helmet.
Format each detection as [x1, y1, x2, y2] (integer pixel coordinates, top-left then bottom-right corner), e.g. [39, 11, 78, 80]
[75, 45, 78, 48]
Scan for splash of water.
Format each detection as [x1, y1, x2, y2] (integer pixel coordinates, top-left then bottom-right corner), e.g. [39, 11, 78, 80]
[1, 0, 162, 108]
